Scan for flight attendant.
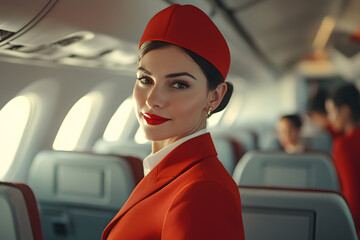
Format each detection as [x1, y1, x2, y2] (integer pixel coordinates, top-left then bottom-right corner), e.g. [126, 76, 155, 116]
[102, 4, 245, 240]
[325, 84, 360, 237]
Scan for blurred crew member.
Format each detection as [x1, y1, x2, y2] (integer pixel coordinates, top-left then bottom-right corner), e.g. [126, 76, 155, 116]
[325, 83, 360, 237]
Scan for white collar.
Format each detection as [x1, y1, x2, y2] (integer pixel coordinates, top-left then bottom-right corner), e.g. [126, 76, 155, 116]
[143, 129, 208, 176]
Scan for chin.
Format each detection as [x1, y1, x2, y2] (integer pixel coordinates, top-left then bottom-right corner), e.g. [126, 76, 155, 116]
[143, 130, 172, 142]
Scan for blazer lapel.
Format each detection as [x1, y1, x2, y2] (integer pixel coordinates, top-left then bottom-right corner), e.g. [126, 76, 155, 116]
[102, 133, 217, 239]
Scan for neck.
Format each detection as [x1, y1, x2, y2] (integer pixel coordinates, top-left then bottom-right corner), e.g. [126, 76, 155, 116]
[151, 127, 207, 154]
[152, 138, 178, 154]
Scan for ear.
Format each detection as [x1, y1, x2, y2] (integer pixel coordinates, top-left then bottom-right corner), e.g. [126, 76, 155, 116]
[206, 83, 227, 111]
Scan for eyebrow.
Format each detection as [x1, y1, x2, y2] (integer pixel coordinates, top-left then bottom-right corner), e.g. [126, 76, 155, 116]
[166, 72, 197, 80]
[137, 67, 151, 75]
[137, 67, 197, 80]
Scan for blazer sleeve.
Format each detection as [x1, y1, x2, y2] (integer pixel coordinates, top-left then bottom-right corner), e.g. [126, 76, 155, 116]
[161, 180, 245, 240]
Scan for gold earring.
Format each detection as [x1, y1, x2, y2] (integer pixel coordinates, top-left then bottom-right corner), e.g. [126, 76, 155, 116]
[207, 108, 212, 117]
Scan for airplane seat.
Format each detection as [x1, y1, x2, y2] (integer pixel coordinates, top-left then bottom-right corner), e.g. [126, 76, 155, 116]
[28, 150, 143, 240]
[257, 127, 281, 150]
[210, 127, 257, 152]
[228, 129, 257, 152]
[233, 151, 340, 191]
[259, 124, 333, 153]
[239, 186, 358, 240]
[0, 182, 43, 240]
[93, 139, 151, 160]
[304, 131, 333, 153]
[212, 136, 244, 175]
[227, 137, 245, 164]
[302, 116, 333, 153]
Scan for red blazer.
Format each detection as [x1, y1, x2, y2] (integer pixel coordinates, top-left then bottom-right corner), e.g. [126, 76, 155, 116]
[102, 133, 245, 240]
[327, 125, 360, 236]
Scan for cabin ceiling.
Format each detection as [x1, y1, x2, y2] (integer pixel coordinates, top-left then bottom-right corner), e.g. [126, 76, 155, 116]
[228, 0, 343, 67]
[0, 0, 358, 81]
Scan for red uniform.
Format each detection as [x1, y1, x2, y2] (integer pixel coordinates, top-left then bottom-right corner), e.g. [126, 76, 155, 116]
[101, 133, 245, 240]
[328, 125, 360, 236]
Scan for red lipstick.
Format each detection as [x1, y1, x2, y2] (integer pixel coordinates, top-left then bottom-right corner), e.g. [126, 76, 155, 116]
[143, 113, 170, 125]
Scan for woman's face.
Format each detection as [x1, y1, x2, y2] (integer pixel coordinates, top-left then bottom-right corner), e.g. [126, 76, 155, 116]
[325, 99, 346, 132]
[277, 118, 300, 148]
[133, 45, 211, 143]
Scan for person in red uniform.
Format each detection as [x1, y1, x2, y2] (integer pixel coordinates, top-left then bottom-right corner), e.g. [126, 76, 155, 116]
[101, 4, 245, 240]
[324, 83, 360, 236]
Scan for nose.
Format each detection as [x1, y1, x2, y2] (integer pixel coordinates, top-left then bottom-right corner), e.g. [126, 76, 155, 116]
[146, 84, 166, 109]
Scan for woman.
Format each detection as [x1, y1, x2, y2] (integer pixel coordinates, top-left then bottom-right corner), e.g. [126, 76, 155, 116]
[277, 114, 306, 153]
[102, 4, 245, 240]
[325, 84, 360, 237]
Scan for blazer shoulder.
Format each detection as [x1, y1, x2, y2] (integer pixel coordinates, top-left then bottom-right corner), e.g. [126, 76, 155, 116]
[174, 179, 240, 204]
[191, 156, 237, 189]
[163, 180, 244, 240]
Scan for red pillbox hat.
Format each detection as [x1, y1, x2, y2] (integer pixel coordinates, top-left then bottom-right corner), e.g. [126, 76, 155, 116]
[139, 4, 230, 81]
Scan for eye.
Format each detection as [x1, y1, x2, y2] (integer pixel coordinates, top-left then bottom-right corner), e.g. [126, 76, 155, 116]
[137, 76, 153, 85]
[172, 81, 189, 89]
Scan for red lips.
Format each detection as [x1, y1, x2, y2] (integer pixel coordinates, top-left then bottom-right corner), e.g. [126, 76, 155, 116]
[143, 113, 170, 125]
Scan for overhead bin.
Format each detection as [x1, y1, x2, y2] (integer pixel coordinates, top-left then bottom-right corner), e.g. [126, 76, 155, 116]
[0, 0, 169, 70]
[0, 0, 56, 43]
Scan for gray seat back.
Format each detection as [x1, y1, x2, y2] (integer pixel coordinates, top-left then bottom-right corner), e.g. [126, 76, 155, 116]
[233, 151, 340, 190]
[211, 127, 257, 151]
[212, 136, 238, 174]
[28, 150, 141, 240]
[239, 186, 358, 240]
[94, 139, 151, 160]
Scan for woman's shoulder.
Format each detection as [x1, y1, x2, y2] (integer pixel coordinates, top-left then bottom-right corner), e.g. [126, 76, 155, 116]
[181, 155, 234, 181]
[177, 158, 239, 197]
[173, 178, 240, 205]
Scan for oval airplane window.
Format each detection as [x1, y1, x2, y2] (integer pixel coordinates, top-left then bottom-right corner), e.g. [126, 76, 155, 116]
[53, 92, 101, 151]
[0, 96, 31, 179]
[103, 98, 134, 142]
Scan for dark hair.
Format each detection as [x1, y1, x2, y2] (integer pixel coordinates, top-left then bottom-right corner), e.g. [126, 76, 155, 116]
[139, 41, 232, 116]
[308, 89, 328, 114]
[281, 114, 303, 129]
[330, 83, 360, 122]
